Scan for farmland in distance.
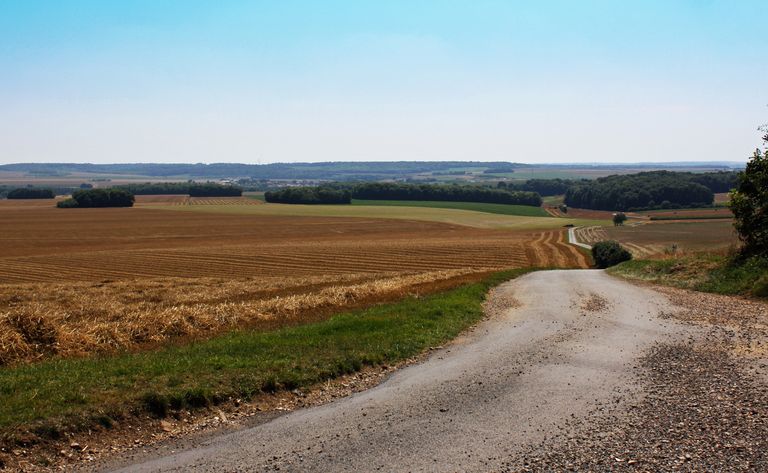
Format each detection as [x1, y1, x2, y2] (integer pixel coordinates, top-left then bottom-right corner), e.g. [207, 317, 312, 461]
[574, 220, 738, 258]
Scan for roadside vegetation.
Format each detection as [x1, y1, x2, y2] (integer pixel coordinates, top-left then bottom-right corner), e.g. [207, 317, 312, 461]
[608, 254, 767, 297]
[0, 269, 529, 442]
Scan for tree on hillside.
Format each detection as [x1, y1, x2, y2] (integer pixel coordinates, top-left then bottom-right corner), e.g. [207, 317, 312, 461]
[730, 126, 768, 256]
[613, 212, 627, 226]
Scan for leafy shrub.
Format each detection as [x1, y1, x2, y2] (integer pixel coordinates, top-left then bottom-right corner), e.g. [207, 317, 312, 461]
[592, 240, 633, 268]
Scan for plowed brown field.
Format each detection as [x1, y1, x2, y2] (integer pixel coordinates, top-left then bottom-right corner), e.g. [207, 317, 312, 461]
[0, 205, 585, 283]
[0, 204, 586, 363]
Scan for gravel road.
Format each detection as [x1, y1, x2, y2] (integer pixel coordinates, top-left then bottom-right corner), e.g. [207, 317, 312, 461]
[102, 269, 695, 472]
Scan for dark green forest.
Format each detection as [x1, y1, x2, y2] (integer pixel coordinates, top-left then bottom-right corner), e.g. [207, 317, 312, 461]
[344, 182, 542, 206]
[115, 182, 242, 197]
[266, 182, 542, 206]
[264, 187, 351, 204]
[498, 178, 582, 196]
[57, 189, 135, 208]
[562, 171, 737, 211]
[6, 188, 55, 199]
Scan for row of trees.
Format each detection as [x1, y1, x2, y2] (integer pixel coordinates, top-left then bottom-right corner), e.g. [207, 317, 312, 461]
[563, 171, 716, 211]
[498, 178, 581, 196]
[339, 182, 542, 206]
[57, 189, 135, 208]
[264, 182, 543, 206]
[264, 187, 351, 204]
[6, 188, 55, 199]
[115, 182, 242, 197]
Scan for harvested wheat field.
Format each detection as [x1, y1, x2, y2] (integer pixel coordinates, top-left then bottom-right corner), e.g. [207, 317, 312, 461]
[0, 204, 587, 364]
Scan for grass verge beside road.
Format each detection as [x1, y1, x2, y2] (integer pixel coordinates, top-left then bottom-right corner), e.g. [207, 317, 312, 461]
[0, 269, 531, 444]
[609, 254, 768, 297]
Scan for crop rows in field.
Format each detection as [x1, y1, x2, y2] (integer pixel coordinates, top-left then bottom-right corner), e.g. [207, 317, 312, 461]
[575, 225, 659, 257]
[0, 229, 586, 285]
[574, 226, 609, 246]
[134, 195, 262, 206]
[575, 221, 738, 258]
[0, 240, 518, 283]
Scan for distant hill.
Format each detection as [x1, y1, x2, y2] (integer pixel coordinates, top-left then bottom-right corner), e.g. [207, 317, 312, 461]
[0, 161, 743, 182]
[0, 162, 523, 180]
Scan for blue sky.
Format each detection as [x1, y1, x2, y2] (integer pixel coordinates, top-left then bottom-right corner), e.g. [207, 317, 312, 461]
[0, 1, 765, 164]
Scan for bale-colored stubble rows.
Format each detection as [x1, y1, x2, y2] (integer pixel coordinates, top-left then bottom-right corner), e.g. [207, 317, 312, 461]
[0, 270, 487, 365]
[0, 204, 587, 364]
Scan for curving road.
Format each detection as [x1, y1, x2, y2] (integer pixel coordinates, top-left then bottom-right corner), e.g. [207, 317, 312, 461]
[105, 270, 682, 472]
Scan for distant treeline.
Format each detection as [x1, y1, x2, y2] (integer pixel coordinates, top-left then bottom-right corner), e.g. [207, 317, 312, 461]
[686, 171, 740, 193]
[266, 182, 542, 206]
[345, 183, 542, 206]
[498, 178, 582, 196]
[499, 171, 739, 199]
[58, 189, 135, 208]
[115, 182, 242, 197]
[563, 171, 735, 211]
[6, 188, 55, 199]
[0, 161, 527, 180]
[265, 187, 351, 204]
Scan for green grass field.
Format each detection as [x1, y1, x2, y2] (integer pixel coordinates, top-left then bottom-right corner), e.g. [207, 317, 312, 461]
[0, 269, 530, 437]
[350, 199, 548, 217]
[153, 202, 608, 230]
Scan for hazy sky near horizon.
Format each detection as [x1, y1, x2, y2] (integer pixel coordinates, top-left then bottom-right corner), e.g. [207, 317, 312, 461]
[0, 1, 766, 165]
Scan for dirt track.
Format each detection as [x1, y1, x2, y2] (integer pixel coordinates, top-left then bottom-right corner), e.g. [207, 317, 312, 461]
[100, 270, 696, 472]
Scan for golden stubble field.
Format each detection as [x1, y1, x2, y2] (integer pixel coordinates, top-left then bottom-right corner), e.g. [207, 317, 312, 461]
[0, 199, 588, 364]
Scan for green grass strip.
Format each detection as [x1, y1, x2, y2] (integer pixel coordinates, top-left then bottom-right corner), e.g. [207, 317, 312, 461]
[0, 269, 531, 433]
[350, 199, 549, 217]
